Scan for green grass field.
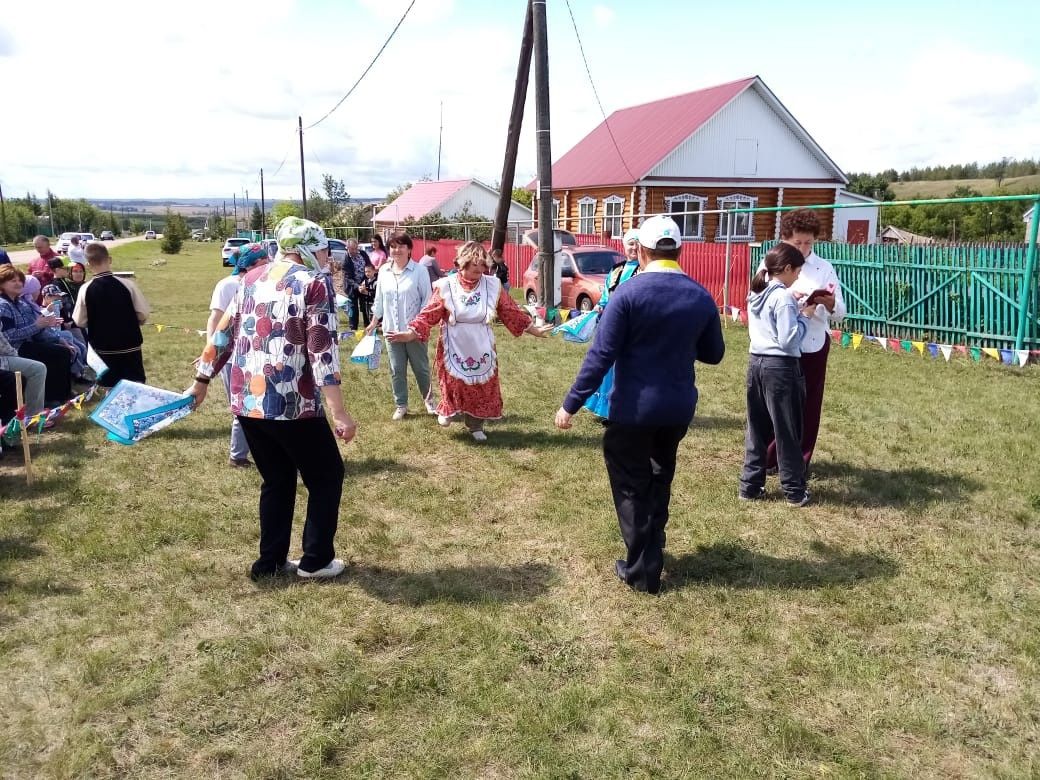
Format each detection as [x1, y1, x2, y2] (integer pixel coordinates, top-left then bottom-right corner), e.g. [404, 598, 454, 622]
[2, 241, 1039, 778]
[890, 174, 1040, 199]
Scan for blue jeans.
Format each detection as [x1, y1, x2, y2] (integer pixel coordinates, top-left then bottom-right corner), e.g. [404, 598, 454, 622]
[221, 363, 250, 460]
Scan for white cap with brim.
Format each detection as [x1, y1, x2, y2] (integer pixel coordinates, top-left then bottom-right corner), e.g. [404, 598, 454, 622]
[638, 215, 682, 250]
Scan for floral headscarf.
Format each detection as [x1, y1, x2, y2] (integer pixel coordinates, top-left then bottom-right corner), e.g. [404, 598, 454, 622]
[231, 243, 268, 276]
[274, 216, 328, 271]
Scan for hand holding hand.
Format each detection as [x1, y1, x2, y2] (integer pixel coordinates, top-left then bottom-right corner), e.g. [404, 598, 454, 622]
[386, 329, 417, 343]
[36, 314, 61, 329]
[815, 292, 836, 312]
[554, 407, 573, 430]
[526, 323, 554, 338]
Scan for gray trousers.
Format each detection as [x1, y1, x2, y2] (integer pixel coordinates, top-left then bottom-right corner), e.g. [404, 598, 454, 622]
[385, 339, 431, 408]
[2, 356, 47, 415]
[740, 354, 806, 500]
[221, 363, 250, 460]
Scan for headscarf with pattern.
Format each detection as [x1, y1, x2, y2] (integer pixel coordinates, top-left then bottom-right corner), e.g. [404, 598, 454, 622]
[274, 216, 329, 272]
[231, 243, 269, 276]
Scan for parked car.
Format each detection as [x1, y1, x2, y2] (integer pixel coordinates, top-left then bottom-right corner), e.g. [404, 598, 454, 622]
[221, 237, 252, 266]
[327, 238, 348, 267]
[99, 230, 115, 241]
[144, 230, 157, 240]
[521, 245, 624, 312]
[57, 231, 78, 254]
[522, 228, 577, 248]
[191, 229, 205, 241]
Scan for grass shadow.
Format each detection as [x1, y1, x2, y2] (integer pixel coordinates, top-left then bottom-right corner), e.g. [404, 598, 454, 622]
[689, 414, 745, 432]
[482, 428, 602, 449]
[811, 461, 983, 508]
[253, 561, 557, 604]
[345, 458, 418, 478]
[666, 541, 899, 590]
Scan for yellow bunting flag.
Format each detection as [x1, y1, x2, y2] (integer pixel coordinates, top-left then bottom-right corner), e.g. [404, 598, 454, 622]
[852, 333, 863, 349]
[155, 324, 164, 333]
[560, 309, 570, 322]
[912, 341, 925, 355]
[982, 347, 999, 360]
[355, 330, 364, 340]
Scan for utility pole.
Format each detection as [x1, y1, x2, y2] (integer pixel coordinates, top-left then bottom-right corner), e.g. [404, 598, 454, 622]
[532, 0, 554, 314]
[491, 0, 533, 255]
[260, 168, 266, 239]
[233, 194, 238, 232]
[223, 200, 227, 235]
[298, 116, 308, 219]
[48, 192, 55, 237]
[437, 101, 443, 181]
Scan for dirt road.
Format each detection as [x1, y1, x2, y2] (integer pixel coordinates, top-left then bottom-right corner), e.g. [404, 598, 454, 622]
[7, 235, 154, 266]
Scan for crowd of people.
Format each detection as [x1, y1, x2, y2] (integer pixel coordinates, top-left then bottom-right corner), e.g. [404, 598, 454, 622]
[3, 209, 845, 594]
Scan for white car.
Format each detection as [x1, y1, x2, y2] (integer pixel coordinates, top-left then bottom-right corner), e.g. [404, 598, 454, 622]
[221, 237, 252, 266]
[57, 231, 78, 254]
[144, 230, 157, 240]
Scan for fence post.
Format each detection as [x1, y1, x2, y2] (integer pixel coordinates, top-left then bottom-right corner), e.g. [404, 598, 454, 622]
[1015, 196, 1040, 351]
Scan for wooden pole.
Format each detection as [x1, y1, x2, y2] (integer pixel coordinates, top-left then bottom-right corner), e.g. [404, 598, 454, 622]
[14, 371, 33, 486]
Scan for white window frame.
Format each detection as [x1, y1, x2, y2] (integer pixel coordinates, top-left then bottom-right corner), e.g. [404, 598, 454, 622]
[664, 193, 707, 240]
[603, 195, 624, 238]
[716, 193, 758, 241]
[578, 197, 597, 235]
[552, 198, 561, 228]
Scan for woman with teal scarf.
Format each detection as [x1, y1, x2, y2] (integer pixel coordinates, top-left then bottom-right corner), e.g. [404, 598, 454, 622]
[584, 228, 641, 418]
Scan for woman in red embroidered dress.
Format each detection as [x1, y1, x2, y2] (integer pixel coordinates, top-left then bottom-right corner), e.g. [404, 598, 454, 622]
[387, 241, 553, 441]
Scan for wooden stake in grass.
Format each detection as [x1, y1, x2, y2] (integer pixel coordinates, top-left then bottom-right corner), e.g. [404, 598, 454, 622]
[14, 371, 34, 486]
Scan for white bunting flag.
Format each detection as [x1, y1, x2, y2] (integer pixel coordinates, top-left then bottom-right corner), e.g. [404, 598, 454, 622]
[939, 345, 953, 362]
[876, 336, 887, 350]
[730, 307, 740, 322]
[1017, 350, 1030, 368]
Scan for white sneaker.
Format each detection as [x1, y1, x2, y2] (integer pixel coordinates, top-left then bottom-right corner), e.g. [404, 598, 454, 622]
[297, 558, 346, 579]
[391, 406, 408, 421]
[425, 399, 439, 415]
[470, 430, 488, 443]
[437, 414, 452, 427]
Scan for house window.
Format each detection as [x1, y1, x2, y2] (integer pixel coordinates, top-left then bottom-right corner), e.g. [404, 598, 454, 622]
[716, 194, 758, 240]
[552, 199, 561, 228]
[665, 194, 707, 239]
[578, 197, 596, 235]
[604, 195, 624, 238]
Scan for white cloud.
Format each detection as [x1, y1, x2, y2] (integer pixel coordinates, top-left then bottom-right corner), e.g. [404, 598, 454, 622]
[592, 5, 616, 27]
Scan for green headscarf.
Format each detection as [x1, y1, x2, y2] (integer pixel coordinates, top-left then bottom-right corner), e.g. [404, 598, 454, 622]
[274, 216, 329, 271]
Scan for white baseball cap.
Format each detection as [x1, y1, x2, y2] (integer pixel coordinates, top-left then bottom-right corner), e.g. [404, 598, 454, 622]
[638, 215, 682, 250]
[622, 228, 640, 245]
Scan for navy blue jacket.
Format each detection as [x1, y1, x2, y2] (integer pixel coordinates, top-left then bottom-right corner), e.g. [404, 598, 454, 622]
[563, 263, 725, 426]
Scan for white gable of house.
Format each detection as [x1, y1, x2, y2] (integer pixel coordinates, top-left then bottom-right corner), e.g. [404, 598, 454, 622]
[439, 182, 532, 224]
[646, 86, 841, 182]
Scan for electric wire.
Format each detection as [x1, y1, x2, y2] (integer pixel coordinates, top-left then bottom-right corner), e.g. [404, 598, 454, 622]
[563, 0, 636, 182]
[304, 0, 417, 130]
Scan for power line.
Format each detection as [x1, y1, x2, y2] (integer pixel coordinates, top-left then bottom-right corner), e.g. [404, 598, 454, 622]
[269, 126, 299, 181]
[563, 0, 636, 182]
[304, 0, 417, 130]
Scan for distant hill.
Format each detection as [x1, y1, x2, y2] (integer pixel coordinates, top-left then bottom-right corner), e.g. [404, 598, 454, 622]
[890, 174, 1040, 199]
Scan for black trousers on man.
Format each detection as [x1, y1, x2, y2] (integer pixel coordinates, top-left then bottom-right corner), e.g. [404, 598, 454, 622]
[602, 421, 688, 594]
[238, 415, 344, 577]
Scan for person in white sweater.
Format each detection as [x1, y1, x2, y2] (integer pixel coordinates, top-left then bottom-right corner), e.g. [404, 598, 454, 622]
[765, 208, 846, 474]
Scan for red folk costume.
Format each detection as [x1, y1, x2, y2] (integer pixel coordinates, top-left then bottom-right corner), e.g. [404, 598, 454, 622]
[408, 273, 532, 420]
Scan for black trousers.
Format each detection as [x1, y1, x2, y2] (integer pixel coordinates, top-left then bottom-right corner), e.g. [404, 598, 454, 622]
[741, 354, 806, 500]
[602, 422, 688, 594]
[17, 341, 71, 405]
[97, 349, 146, 388]
[0, 369, 16, 424]
[238, 415, 345, 576]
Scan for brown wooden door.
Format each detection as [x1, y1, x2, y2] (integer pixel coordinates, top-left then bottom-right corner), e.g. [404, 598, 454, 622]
[847, 220, 869, 244]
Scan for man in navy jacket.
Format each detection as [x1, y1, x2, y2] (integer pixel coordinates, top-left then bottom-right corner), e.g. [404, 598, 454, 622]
[555, 215, 725, 593]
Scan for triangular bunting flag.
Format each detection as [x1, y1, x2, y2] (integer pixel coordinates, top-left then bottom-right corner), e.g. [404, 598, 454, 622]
[547, 308, 558, 323]
[912, 341, 925, 355]
[536, 307, 546, 320]
[888, 338, 901, 351]
[354, 329, 364, 340]
[1017, 350, 1029, 367]
[999, 348, 1014, 365]
[840, 332, 852, 347]
[876, 336, 888, 350]
[955, 345, 968, 355]
[982, 347, 999, 360]
[730, 307, 740, 322]
[196, 330, 207, 337]
[183, 327, 191, 334]
[940, 345, 953, 362]
[852, 333, 863, 349]
[831, 329, 842, 342]
[900, 340, 913, 353]
[969, 347, 982, 362]
[560, 309, 570, 322]
[926, 343, 939, 358]
[155, 324, 164, 333]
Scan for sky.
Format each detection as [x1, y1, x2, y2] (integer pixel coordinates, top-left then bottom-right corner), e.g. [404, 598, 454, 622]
[1, 0, 1037, 201]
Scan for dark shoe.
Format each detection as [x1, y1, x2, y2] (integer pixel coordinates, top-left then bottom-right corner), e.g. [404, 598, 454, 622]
[739, 486, 767, 501]
[228, 458, 254, 468]
[614, 559, 628, 584]
[787, 490, 811, 507]
[250, 559, 298, 580]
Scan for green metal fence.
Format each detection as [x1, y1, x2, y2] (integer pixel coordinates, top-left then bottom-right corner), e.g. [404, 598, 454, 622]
[752, 240, 1039, 349]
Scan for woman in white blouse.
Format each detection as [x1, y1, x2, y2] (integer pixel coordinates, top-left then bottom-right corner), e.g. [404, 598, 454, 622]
[366, 233, 435, 420]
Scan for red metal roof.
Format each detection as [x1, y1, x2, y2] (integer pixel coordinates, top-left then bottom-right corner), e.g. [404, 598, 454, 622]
[540, 76, 757, 190]
[373, 179, 471, 223]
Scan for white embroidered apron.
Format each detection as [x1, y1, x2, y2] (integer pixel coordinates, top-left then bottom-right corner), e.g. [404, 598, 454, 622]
[440, 274, 501, 385]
